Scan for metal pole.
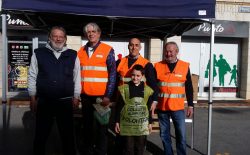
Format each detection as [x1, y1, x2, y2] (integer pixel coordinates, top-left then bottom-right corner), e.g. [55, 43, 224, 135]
[1, 14, 8, 130]
[191, 106, 194, 149]
[207, 21, 215, 155]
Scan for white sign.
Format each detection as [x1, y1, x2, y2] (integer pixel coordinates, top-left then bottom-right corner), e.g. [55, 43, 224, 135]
[197, 23, 224, 33]
[7, 14, 29, 26]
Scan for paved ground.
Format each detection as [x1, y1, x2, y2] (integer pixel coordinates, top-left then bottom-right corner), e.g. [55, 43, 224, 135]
[1, 101, 250, 155]
[147, 106, 250, 155]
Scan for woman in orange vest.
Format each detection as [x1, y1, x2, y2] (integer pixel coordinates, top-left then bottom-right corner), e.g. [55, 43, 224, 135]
[155, 42, 194, 155]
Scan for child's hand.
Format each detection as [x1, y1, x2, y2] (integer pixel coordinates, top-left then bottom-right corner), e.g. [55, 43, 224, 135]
[148, 124, 152, 134]
[150, 101, 157, 116]
[115, 122, 120, 134]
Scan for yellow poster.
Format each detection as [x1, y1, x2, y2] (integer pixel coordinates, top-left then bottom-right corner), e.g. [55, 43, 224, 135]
[16, 66, 28, 88]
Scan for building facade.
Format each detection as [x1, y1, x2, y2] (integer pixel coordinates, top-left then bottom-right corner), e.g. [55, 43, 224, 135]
[148, 0, 250, 99]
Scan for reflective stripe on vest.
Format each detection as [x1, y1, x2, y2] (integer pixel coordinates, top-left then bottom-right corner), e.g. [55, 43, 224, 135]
[80, 66, 107, 71]
[158, 93, 185, 98]
[120, 77, 131, 82]
[81, 77, 108, 82]
[158, 82, 185, 87]
[120, 76, 147, 83]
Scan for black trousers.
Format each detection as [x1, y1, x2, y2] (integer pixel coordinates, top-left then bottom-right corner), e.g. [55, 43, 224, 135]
[123, 135, 147, 155]
[81, 95, 109, 155]
[33, 98, 76, 155]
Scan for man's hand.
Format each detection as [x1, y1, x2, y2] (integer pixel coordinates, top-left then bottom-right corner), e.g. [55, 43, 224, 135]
[30, 96, 37, 113]
[115, 122, 120, 134]
[72, 97, 80, 109]
[186, 106, 194, 118]
[150, 101, 157, 116]
[101, 97, 110, 107]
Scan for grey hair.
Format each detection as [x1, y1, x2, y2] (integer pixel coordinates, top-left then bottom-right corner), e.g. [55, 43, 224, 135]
[83, 22, 101, 34]
[164, 41, 179, 52]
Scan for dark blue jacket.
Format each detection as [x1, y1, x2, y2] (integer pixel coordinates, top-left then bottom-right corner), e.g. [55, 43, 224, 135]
[35, 47, 77, 99]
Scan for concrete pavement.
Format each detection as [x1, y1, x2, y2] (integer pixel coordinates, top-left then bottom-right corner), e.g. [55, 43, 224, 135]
[1, 100, 250, 155]
[147, 106, 250, 155]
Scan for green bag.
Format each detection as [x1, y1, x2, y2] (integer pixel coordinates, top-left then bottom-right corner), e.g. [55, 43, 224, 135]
[94, 109, 111, 125]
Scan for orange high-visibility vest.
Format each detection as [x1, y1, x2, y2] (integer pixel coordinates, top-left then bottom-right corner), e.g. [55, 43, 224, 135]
[155, 60, 189, 111]
[117, 55, 149, 85]
[77, 43, 112, 96]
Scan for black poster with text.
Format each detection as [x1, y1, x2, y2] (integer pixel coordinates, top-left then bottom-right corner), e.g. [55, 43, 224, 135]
[8, 43, 32, 92]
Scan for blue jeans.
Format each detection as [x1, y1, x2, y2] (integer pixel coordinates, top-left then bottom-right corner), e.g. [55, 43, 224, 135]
[158, 110, 186, 155]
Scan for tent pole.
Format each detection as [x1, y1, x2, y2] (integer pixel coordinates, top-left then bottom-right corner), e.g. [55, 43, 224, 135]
[207, 20, 215, 155]
[191, 106, 194, 149]
[1, 14, 7, 130]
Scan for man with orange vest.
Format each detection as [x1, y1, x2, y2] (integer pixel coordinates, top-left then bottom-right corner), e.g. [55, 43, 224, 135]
[77, 22, 116, 155]
[154, 42, 193, 155]
[116, 38, 158, 106]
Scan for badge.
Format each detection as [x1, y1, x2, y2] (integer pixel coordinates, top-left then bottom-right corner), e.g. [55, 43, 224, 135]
[175, 74, 182, 77]
[96, 54, 103, 58]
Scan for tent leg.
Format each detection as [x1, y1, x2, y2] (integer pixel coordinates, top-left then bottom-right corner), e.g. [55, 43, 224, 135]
[207, 21, 215, 155]
[191, 107, 194, 149]
[1, 14, 8, 130]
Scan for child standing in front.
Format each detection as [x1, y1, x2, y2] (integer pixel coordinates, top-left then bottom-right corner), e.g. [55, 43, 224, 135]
[115, 64, 154, 155]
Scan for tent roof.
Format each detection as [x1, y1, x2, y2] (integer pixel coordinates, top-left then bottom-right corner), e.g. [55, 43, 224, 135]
[2, 0, 215, 39]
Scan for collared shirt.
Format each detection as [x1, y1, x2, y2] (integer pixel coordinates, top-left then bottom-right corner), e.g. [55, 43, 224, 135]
[84, 41, 116, 98]
[88, 47, 94, 57]
[28, 43, 81, 98]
